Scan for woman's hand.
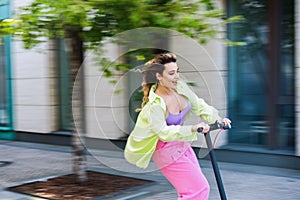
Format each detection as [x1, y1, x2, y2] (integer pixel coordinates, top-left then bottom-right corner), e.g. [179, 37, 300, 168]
[192, 122, 210, 133]
[221, 118, 232, 128]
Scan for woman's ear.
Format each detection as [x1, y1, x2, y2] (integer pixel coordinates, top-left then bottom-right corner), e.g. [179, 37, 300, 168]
[156, 73, 162, 81]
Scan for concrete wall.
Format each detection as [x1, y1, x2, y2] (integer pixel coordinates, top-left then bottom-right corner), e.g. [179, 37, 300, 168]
[83, 43, 128, 139]
[12, 41, 58, 133]
[11, 0, 58, 133]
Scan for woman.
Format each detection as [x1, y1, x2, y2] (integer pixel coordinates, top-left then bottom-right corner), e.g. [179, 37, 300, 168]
[124, 53, 231, 200]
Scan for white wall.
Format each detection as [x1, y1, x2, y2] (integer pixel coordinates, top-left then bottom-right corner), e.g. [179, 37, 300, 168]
[84, 43, 128, 139]
[11, 0, 58, 133]
[12, 39, 56, 133]
[12, 41, 58, 133]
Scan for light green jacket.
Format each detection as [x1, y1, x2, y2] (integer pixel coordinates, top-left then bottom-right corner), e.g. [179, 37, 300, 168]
[124, 80, 221, 168]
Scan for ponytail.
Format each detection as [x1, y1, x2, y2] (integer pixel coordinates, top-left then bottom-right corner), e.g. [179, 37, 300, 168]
[140, 83, 152, 109]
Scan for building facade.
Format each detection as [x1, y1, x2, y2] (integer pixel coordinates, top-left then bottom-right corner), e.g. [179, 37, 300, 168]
[0, 0, 299, 167]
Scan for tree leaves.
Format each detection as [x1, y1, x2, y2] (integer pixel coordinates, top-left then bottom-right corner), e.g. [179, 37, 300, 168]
[2, 0, 243, 49]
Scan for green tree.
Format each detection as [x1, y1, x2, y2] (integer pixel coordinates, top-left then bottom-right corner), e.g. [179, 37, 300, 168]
[1, 0, 242, 183]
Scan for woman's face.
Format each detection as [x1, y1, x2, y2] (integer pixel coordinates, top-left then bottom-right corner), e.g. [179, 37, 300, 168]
[157, 62, 179, 89]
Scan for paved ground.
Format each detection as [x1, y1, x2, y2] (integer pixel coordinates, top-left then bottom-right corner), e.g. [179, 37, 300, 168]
[0, 140, 299, 200]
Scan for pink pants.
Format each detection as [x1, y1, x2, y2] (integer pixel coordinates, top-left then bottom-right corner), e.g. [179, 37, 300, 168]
[153, 142, 210, 200]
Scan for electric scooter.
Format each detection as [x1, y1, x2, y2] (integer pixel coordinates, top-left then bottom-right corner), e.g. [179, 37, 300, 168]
[197, 121, 231, 200]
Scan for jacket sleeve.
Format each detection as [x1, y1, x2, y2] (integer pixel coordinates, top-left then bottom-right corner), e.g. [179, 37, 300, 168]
[147, 103, 197, 142]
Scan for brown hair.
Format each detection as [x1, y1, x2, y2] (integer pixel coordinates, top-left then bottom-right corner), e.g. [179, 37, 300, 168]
[140, 53, 177, 109]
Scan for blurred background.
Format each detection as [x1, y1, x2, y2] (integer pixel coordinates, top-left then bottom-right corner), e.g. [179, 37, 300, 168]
[0, 0, 299, 170]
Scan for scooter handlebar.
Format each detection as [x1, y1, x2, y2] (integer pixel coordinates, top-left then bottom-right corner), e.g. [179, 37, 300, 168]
[197, 121, 231, 133]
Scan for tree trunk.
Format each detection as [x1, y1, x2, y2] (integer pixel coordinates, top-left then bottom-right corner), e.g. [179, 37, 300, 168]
[65, 29, 87, 183]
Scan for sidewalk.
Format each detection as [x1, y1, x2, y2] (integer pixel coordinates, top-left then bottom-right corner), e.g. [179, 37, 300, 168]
[0, 140, 299, 200]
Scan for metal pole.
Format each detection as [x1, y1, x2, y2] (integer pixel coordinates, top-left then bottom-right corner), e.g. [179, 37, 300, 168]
[204, 132, 227, 200]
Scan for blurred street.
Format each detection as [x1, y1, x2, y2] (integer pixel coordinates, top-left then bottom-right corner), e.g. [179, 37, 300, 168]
[0, 140, 299, 200]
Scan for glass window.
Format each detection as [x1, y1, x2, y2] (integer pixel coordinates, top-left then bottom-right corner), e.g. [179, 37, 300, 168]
[57, 39, 72, 131]
[0, 1, 12, 129]
[0, 43, 8, 126]
[0, 38, 12, 129]
[228, 0, 269, 146]
[278, 1, 295, 149]
[227, 0, 295, 151]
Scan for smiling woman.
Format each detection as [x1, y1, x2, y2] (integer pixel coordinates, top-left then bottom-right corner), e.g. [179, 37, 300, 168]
[124, 52, 231, 200]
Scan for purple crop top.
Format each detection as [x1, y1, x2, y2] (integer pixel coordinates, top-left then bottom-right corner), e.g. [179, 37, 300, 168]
[155, 103, 192, 151]
[166, 103, 191, 126]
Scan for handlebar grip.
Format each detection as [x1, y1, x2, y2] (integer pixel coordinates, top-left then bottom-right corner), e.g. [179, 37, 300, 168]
[222, 125, 231, 130]
[216, 121, 232, 130]
[196, 121, 231, 133]
[197, 127, 203, 133]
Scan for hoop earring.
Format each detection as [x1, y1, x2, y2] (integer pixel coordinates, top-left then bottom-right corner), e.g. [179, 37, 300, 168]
[154, 79, 159, 92]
